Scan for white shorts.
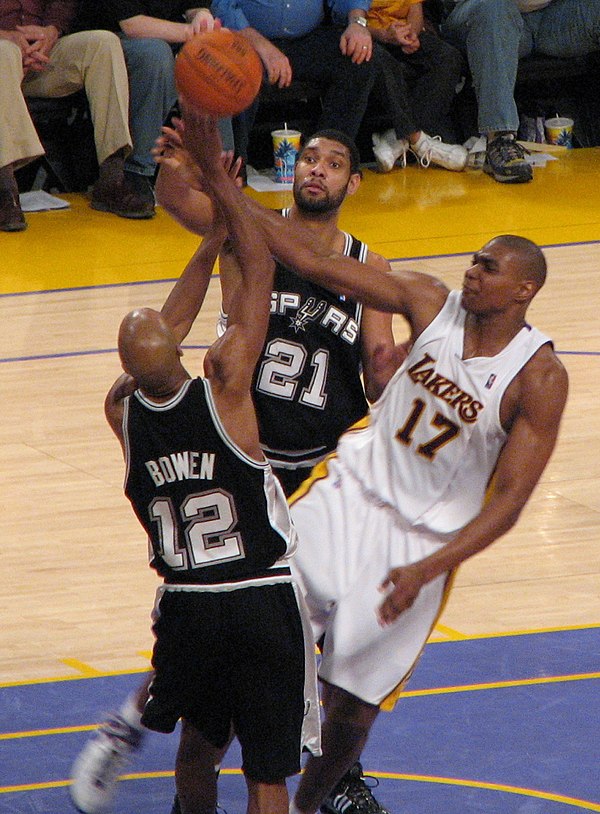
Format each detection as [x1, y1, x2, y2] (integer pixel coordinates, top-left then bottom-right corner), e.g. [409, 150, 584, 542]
[290, 457, 453, 708]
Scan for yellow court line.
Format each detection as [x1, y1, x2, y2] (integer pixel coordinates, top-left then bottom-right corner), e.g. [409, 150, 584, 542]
[0, 724, 97, 741]
[0, 665, 152, 689]
[1, 622, 598, 690]
[2, 769, 599, 811]
[428, 621, 600, 642]
[431, 623, 467, 639]
[401, 671, 600, 698]
[370, 772, 600, 812]
[59, 659, 104, 677]
[2, 671, 598, 742]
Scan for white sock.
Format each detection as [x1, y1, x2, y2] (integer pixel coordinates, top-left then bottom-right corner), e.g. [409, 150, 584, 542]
[119, 692, 144, 731]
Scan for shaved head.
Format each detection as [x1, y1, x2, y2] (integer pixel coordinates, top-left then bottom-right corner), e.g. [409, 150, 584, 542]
[118, 308, 184, 396]
[487, 235, 547, 291]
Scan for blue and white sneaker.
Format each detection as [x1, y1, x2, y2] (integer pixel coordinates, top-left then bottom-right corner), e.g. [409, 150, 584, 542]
[69, 714, 144, 814]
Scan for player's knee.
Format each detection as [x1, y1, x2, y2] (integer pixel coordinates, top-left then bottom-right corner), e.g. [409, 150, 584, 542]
[323, 684, 379, 733]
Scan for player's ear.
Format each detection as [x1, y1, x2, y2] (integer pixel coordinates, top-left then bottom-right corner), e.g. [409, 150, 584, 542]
[346, 172, 362, 197]
[514, 279, 536, 303]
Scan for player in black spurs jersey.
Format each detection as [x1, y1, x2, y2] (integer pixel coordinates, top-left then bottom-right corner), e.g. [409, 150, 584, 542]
[89, 106, 319, 814]
[72, 129, 401, 814]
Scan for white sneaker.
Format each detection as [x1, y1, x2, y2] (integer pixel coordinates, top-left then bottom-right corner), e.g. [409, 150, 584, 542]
[410, 131, 468, 171]
[69, 714, 144, 814]
[372, 129, 409, 172]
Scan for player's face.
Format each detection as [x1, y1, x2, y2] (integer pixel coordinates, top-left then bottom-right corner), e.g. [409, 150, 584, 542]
[461, 241, 528, 315]
[293, 138, 360, 214]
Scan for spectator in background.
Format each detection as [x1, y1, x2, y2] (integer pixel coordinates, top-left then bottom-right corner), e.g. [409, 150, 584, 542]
[213, 0, 467, 175]
[440, 0, 600, 184]
[74, 1, 235, 209]
[0, 0, 154, 233]
[210, 0, 380, 167]
[368, 0, 467, 172]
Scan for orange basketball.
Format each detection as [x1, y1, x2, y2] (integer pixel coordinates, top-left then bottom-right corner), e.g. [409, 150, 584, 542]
[175, 29, 263, 118]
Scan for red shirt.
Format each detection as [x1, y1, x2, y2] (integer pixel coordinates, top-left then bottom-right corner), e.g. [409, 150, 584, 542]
[0, 0, 77, 34]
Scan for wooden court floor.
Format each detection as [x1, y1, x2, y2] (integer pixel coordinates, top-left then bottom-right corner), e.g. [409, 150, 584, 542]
[1, 147, 599, 684]
[1, 145, 599, 813]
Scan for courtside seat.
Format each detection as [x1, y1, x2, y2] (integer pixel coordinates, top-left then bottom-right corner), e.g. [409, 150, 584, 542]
[18, 91, 97, 192]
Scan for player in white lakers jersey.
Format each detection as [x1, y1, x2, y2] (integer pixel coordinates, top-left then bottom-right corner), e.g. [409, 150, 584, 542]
[245, 222, 568, 814]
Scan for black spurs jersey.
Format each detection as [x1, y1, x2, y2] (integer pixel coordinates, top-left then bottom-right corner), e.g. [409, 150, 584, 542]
[252, 210, 370, 472]
[123, 377, 296, 585]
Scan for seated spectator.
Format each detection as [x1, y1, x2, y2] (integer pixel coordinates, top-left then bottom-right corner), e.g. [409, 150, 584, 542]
[368, 0, 467, 171]
[210, 0, 381, 166]
[74, 1, 235, 207]
[440, 0, 600, 184]
[0, 0, 154, 233]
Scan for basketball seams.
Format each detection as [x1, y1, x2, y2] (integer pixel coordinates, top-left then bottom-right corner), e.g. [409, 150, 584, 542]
[175, 30, 262, 117]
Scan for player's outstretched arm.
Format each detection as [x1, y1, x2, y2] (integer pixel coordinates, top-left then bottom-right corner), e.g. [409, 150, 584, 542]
[160, 227, 225, 345]
[242, 194, 447, 336]
[181, 103, 274, 396]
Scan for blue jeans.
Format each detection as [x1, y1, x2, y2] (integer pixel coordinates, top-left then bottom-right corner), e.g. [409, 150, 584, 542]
[119, 36, 234, 177]
[441, 0, 600, 133]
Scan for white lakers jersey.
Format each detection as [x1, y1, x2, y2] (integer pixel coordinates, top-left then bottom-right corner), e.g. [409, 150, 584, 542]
[337, 290, 552, 534]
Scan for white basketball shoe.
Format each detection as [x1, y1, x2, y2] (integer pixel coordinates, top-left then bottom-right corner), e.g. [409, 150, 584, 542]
[69, 714, 144, 814]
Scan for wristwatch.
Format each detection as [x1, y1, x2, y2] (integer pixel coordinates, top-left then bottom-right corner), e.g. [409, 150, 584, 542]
[351, 15, 368, 27]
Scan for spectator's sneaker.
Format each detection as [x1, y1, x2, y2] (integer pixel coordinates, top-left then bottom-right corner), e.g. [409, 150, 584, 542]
[484, 133, 533, 183]
[69, 714, 144, 814]
[91, 174, 155, 219]
[410, 131, 468, 172]
[320, 762, 391, 814]
[372, 130, 408, 173]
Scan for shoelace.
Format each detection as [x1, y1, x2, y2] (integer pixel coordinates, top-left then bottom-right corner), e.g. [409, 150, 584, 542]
[414, 134, 442, 169]
[340, 772, 385, 813]
[490, 136, 529, 164]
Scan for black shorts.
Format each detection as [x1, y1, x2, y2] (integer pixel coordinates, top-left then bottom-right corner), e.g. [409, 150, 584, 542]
[142, 582, 307, 782]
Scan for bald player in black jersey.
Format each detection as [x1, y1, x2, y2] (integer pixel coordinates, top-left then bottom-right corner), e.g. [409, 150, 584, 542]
[99, 106, 320, 814]
[70, 129, 401, 814]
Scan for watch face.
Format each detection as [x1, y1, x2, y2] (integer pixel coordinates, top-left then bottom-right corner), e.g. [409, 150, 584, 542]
[354, 16, 368, 26]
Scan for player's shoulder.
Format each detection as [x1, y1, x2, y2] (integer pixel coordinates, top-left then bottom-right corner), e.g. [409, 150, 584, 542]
[364, 248, 392, 272]
[519, 341, 569, 408]
[526, 340, 567, 380]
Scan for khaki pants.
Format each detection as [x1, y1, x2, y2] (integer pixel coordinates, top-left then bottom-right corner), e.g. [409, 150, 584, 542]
[0, 30, 132, 172]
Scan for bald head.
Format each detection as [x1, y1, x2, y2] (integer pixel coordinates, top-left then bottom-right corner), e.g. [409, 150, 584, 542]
[488, 234, 547, 292]
[118, 308, 184, 396]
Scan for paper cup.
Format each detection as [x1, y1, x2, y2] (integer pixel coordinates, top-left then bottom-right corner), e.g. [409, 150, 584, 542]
[544, 117, 574, 148]
[272, 129, 301, 183]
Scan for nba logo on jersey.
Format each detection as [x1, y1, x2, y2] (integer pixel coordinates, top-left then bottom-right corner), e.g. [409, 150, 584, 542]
[485, 373, 497, 389]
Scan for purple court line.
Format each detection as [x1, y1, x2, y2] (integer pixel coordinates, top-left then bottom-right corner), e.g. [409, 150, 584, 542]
[2, 237, 600, 363]
[1, 345, 597, 366]
[3, 237, 600, 300]
[386, 237, 600, 265]
[0, 276, 181, 300]
[0, 344, 210, 365]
